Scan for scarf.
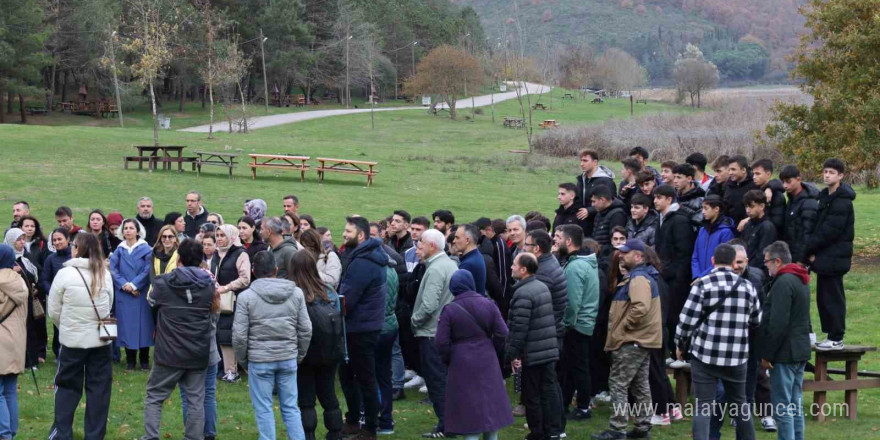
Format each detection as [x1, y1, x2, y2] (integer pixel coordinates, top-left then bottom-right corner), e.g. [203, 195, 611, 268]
[216, 224, 241, 257]
[244, 199, 267, 224]
[0, 245, 14, 269]
[450, 269, 477, 296]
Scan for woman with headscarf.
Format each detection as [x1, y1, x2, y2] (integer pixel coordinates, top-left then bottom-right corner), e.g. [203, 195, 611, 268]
[435, 270, 512, 440]
[150, 225, 179, 283]
[42, 228, 72, 358]
[243, 199, 267, 228]
[5, 229, 43, 367]
[109, 218, 153, 370]
[211, 224, 251, 383]
[237, 216, 268, 263]
[107, 212, 124, 239]
[0, 243, 28, 440]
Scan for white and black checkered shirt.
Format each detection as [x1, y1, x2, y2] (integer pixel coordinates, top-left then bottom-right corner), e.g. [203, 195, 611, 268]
[675, 267, 761, 367]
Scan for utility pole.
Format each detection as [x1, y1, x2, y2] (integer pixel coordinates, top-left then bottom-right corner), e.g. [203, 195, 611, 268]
[411, 41, 417, 77]
[259, 28, 268, 112]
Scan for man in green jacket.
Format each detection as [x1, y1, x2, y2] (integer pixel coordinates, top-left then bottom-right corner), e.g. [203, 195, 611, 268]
[758, 241, 811, 440]
[555, 224, 600, 421]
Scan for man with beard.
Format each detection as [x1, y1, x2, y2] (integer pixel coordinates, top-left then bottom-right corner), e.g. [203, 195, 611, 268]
[432, 210, 455, 239]
[11, 201, 29, 229]
[135, 197, 164, 246]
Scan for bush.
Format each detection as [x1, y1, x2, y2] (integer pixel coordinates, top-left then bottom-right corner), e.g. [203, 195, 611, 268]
[474, 107, 484, 115]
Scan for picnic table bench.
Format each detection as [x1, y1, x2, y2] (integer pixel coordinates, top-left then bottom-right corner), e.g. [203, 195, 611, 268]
[539, 119, 559, 129]
[248, 154, 310, 181]
[194, 149, 240, 179]
[316, 157, 378, 187]
[125, 146, 194, 172]
[26, 106, 48, 116]
[533, 103, 547, 110]
[668, 362, 692, 407]
[636, 99, 648, 105]
[503, 117, 524, 129]
[562, 93, 575, 100]
[805, 345, 879, 421]
[591, 97, 604, 104]
[59, 102, 75, 113]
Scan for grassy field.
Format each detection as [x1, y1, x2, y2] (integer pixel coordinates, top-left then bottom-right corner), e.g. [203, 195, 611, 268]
[2, 89, 879, 439]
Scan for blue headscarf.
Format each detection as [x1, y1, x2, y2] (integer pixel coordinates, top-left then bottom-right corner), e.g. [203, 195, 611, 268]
[449, 269, 476, 296]
[0, 244, 15, 269]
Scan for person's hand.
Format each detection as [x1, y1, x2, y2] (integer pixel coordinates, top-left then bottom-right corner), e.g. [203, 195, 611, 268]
[217, 285, 227, 294]
[764, 188, 773, 202]
[576, 208, 589, 220]
[737, 218, 750, 232]
[12, 265, 21, 273]
[122, 284, 133, 293]
[676, 348, 684, 360]
[511, 359, 522, 370]
[131, 289, 140, 297]
[761, 359, 774, 370]
[809, 255, 815, 263]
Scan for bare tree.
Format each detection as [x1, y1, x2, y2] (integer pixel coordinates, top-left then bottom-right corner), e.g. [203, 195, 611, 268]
[590, 48, 647, 95]
[674, 44, 719, 107]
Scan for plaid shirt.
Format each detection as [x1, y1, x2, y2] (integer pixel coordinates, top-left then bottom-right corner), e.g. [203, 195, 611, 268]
[675, 267, 761, 367]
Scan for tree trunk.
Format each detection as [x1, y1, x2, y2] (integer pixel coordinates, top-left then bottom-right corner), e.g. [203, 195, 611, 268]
[48, 56, 57, 112]
[448, 95, 456, 120]
[237, 82, 248, 134]
[179, 80, 185, 112]
[7, 92, 12, 114]
[0, 90, 4, 123]
[697, 90, 701, 108]
[208, 81, 214, 139]
[202, 84, 207, 109]
[18, 94, 27, 123]
[61, 70, 68, 102]
[149, 79, 160, 147]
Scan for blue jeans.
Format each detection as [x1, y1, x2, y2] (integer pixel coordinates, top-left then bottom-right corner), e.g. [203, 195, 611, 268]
[249, 359, 305, 440]
[391, 335, 405, 390]
[770, 362, 805, 440]
[0, 375, 18, 439]
[690, 359, 755, 440]
[181, 363, 218, 437]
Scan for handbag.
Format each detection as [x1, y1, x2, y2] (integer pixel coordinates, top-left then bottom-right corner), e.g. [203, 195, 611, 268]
[219, 290, 235, 314]
[75, 269, 118, 341]
[15, 261, 44, 319]
[680, 277, 743, 360]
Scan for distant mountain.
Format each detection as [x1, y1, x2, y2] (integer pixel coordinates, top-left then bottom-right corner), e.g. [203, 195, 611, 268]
[455, 0, 807, 82]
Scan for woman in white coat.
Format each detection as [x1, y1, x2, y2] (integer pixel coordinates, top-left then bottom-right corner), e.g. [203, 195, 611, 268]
[47, 233, 114, 440]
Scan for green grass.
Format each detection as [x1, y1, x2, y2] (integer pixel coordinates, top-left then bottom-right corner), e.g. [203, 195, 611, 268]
[3, 89, 880, 439]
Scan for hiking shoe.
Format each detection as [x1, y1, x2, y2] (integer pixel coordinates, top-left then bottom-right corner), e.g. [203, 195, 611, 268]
[625, 429, 650, 439]
[671, 405, 684, 421]
[404, 375, 425, 389]
[568, 408, 593, 420]
[512, 404, 526, 417]
[650, 414, 670, 426]
[761, 416, 777, 432]
[815, 339, 843, 351]
[591, 430, 625, 440]
[668, 360, 689, 369]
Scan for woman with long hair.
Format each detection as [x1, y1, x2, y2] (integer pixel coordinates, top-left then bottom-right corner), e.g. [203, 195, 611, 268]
[19, 215, 48, 267]
[284, 213, 301, 241]
[299, 214, 316, 232]
[212, 224, 251, 383]
[238, 216, 268, 262]
[42, 228, 72, 358]
[164, 212, 187, 242]
[4, 229, 43, 367]
[87, 209, 120, 257]
[47, 233, 114, 440]
[150, 225, 180, 283]
[109, 218, 153, 370]
[0, 244, 28, 440]
[288, 250, 343, 440]
[298, 229, 342, 289]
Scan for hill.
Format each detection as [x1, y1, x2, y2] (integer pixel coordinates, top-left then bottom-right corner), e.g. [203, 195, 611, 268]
[457, 0, 807, 82]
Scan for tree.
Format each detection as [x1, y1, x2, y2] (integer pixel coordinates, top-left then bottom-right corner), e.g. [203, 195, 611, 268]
[0, 0, 50, 124]
[590, 48, 647, 94]
[673, 44, 718, 107]
[404, 45, 483, 120]
[764, 0, 880, 187]
[558, 44, 594, 90]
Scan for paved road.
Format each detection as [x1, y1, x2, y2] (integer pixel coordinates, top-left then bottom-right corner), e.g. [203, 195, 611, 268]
[180, 82, 550, 133]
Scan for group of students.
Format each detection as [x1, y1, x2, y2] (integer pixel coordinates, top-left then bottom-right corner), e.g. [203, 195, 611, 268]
[0, 145, 857, 440]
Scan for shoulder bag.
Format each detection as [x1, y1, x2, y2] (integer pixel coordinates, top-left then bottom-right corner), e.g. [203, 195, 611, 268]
[680, 277, 743, 360]
[75, 269, 118, 341]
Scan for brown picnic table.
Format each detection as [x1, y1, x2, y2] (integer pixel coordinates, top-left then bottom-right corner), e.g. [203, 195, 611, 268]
[249, 154, 311, 181]
[125, 146, 193, 172]
[805, 345, 879, 421]
[316, 157, 378, 187]
[194, 150, 239, 179]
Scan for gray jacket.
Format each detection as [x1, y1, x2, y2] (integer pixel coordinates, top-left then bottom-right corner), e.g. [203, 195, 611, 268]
[270, 238, 300, 279]
[232, 278, 312, 365]
[505, 276, 559, 367]
[535, 253, 568, 340]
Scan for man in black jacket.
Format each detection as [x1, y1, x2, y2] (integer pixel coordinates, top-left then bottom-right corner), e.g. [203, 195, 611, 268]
[184, 191, 209, 238]
[706, 155, 730, 198]
[387, 210, 413, 255]
[575, 149, 617, 236]
[741, 190, 777, 276]
[751, 159, 786, 235]
[136, 197, 164, 246]
[672, 164, 705, 228]
[809, 158, 856, 351]
[590, 185, 628, 257]
[553, 183, 589, 233]
[722, 155, 758, 225]
[143, 239, 217, 440]
[779, 165, 819, 266]
[653, 185, 696, 357]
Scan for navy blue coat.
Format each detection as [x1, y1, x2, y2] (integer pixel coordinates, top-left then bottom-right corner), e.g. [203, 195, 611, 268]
[339, 238, 388, 333]
[42, 247, 72, 294]
[458, 248, 487, 296]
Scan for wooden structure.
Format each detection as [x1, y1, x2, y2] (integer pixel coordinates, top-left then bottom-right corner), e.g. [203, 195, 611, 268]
[26, 106, 48, 116]
[295, 94, 306, 107]
[125, 146, 194, 172]
[805, 345, 878, 421]
[636, 99, 648, 105]
[533, 103, 547, 110]
[194, 150, 240, 179]
[539, 119, 559, 129]
[503, 117, 524, 129]
[316, 157, 378, 187]
[248, 154, 311, 181]
[591, 98, 604, 104]
[668, 362, 691, 407]
[562, 93, 575, 100]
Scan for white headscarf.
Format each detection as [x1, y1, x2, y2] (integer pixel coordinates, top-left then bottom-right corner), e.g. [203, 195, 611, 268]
[216, 224, 241, 257]
[4, 228, 38, 279]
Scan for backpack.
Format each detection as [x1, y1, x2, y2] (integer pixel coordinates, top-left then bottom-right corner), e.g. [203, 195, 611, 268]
[303, 299, 345, 365]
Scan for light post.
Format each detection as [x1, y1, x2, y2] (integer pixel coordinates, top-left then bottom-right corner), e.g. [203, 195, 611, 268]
[259, 29, 268, 112]
[411, 41, 418, 77]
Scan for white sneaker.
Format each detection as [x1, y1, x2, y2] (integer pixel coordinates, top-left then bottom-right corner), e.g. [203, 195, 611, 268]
[404, 369, 417, 381]
[419, 384, 428, 394]
[404, 375, 425, 389]
[594, 391, 611, 403]
[650, 414, 671, 426]
[815, 339, 843, 351]
[671, 405, 684, 421]
[665, 357, 675, 366]
[669, 360, 689, 369]
[761, 416, 778, 432]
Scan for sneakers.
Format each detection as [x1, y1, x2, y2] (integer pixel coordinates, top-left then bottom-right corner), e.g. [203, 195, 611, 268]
[419, 385, 428, 394]
[421, 430, 447, 438]
[377, 426, 395, 436]
[591, 430, 625, 440]
[665, 357, 675, 366]
[668, 360, 689, 369]
[404, 369, 417, 381]
[815, 339, 844, 351]
[567, 408, 593, 420]
[650, 414, 670, 426]
[594, 391, 612, 403]
[625, 429, 650, 439]
[391, 389, 406, 401]
[512, 404, 526, 417]
[671, 405, 684, 422]
[761, 416, 778, 432]
[221, 371, 240, 383]
[404, 375, 425, 389]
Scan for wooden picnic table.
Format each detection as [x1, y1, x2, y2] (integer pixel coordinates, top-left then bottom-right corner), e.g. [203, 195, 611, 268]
[805, 345, 879, 421]
[562, 93, 575, 100]
[194, 150, 239, 179]
[539, 119, 559, 129]
[126, 145, 189, 172]
[503, 117, 524, 129]
[249, 154, 311, 181]
[533, 103, 547, 110]
[316, 157, 378, 187]
[60, 102, 75, 113]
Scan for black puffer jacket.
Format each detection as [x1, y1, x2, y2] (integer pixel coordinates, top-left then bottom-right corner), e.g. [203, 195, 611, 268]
[575, 166, 617, 235]
[723, 176, 758, 225]
[505, 276, 558, 366]
[535, 253, 568, 340]
[654, 206, 696, 302]
[677, 185, 705, 229]
[742, 215, 777, 274]
[782, 183, 819, 265]
[591, 199, 628, 247]
[553, 201, 589, 233]
[626, 210, 659, 246]
[763, 179, 787, 235]
[808, 184, 856, 276]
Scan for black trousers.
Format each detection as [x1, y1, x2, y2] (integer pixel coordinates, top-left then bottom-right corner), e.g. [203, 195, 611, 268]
[647, 348, 675, 415]
[49, 345, 113, 440]
[299, 360, 343, 440]
[25, 293, 47, 367]
[522, 361, 562, 440]
[559, 330, 591, 411]
[339, 330, 380, 433]
[375, 329, 397, 430]
[396, 309, 421, 375]
[816, 274, 846, 340]
[419, 337, 448, 432]
[590, 327, 611, 396]
[125, 348, 151, 366]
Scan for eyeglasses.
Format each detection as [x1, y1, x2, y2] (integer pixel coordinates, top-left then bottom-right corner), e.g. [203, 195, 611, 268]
[208, 221, 219, 225]
[161, 235, 176, 240]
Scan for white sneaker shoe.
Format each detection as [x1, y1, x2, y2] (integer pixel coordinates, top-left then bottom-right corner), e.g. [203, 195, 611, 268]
[650, 414, 671, 426]
[594, 391, 611, 403]
[815, 339, 843, 351]
[761, 416, 778, 432]
[671, 405, 684, 421]
[404, 375, 425, 389]
[418, 384, 428, 394]
[404, 369, 417, 381]
[665, 357, 675, 366]
[669, 360, 689, 369]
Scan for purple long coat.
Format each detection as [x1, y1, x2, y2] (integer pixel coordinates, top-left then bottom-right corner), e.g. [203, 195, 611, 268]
[436, 271, 513, 435]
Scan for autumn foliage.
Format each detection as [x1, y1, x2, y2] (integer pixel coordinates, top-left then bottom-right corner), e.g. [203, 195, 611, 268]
[404, 45, 484, 120]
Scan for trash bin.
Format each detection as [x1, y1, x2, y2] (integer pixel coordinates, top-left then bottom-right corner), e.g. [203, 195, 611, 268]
[158, 115, 171, 129]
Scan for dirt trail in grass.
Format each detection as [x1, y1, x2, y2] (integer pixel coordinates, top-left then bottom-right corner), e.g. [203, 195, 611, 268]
[180, 82, 550, 133]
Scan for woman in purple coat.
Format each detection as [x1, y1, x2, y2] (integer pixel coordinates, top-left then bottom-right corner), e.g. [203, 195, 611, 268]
[436, 270, 513, 439]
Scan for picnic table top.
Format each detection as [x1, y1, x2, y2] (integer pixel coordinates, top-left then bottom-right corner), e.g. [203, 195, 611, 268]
[542, 119, 557, 123]
[249, 153, 310, 160]
[812, 345, 876, 354]
[135, 145, 186, 151]
[503, 116, 524, 120]
[316, 157, 378, 166]
[193, 149, 239, 157]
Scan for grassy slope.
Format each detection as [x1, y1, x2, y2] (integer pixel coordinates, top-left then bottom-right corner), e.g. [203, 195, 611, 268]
[3, 90, 880, 439]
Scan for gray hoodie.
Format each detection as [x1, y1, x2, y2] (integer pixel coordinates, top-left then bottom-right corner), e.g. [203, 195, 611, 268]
[232, 277, 312, 364]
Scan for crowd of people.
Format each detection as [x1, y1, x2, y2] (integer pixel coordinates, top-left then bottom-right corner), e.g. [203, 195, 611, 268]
[0, 146, 857, 440]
